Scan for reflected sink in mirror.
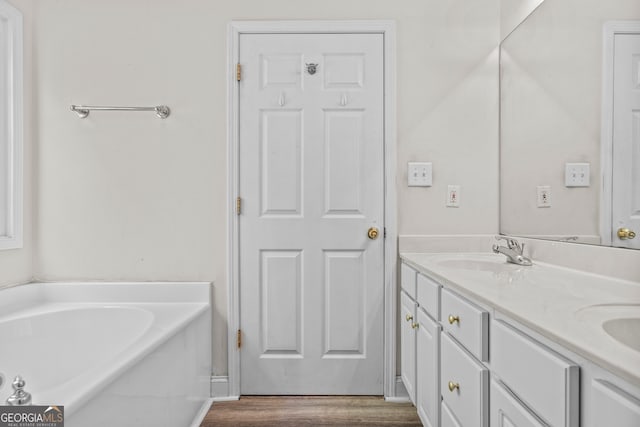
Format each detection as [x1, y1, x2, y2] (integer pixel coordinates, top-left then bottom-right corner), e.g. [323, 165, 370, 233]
[603, 318, 640, 352]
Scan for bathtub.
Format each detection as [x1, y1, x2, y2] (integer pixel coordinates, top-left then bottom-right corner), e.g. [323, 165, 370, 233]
[0, 282, 212, 427]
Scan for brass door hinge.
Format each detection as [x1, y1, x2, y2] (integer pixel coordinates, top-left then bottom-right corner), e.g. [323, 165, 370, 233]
[236, 63, 242, 81]
[236, 197, 241, 215]
[237, 329, 242, 349]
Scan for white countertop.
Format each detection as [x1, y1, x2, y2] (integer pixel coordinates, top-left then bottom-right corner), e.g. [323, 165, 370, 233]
[400, 252, 640, 387]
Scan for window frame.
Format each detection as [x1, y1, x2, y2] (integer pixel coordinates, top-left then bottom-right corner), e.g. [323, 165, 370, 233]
[0, 0, 23, 250]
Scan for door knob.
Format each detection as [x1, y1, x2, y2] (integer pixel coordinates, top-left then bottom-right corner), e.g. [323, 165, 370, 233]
[617, 228, 636, 240]
[368, 227, 379, 240]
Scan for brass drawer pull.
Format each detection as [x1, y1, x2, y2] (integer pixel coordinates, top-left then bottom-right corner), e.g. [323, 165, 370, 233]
[448, 381, 460, 392]
[448, 315, 460, 325]
[412, 322, 419, 329]
[406, 314, 413, 322]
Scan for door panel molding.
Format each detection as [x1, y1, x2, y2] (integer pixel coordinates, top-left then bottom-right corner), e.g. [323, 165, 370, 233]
[227, 20, 396, 398]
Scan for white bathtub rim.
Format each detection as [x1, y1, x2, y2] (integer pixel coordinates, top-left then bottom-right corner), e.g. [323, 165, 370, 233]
[0, 281, 212, 416]
[0, 281, 211, 318]
[39, 304, 209, 415]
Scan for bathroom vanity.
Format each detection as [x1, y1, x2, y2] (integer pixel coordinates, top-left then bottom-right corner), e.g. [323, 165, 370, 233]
[399, 253, 640, 427]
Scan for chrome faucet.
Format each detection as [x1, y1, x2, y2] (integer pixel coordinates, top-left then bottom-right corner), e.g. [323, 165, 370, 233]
[492, 236, 532, 266]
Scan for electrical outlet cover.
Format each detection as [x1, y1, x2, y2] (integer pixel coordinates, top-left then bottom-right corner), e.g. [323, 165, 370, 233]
[447, 185, 460, 207]
[537, 185, 551, 208]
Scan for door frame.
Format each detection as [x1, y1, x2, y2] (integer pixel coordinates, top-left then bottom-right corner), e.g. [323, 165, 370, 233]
[600, 21, 640, 246]
[227, 20, 397, 399]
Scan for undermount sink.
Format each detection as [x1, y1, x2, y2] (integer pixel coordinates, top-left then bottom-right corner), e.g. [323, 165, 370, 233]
[575, 304, 640, 353]
[603, 318, 640, 352]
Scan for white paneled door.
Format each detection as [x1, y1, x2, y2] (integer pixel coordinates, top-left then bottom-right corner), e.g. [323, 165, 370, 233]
[238, 33, 385, 394]
[612, 33, 640, 249]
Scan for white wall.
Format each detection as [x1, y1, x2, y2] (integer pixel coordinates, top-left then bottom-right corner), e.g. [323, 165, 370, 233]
[34, 0, 500, 376]
[0, 0, 34, 289]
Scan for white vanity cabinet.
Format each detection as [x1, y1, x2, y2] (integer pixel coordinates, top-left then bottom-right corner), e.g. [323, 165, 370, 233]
[400, 260, 580, 427]
[400, 254, 640, 427]
[400, 263, 441, 425]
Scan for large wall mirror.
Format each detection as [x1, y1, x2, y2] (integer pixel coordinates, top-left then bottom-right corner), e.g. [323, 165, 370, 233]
[500, 0, 640, 250]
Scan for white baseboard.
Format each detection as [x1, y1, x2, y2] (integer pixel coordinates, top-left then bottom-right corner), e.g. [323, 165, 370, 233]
[189, 398, 214, 427]
[386, 376, 410, 402]
[211, 375, 232, 400]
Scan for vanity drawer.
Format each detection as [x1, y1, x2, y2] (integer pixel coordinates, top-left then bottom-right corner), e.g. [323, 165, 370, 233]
[401, 263, 417, 300]
[441, 288, 489, 361]
[417, 273, 440, 320]
[491, 319, 579, 427]
[441, 333, 488, 427]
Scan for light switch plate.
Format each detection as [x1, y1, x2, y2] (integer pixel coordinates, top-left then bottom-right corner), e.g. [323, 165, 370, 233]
[565, 163, 590, 187]
[408, 162, 433, 187]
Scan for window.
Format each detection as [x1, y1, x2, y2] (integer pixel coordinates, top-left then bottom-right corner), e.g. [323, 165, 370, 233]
[0, 0, 23, 250]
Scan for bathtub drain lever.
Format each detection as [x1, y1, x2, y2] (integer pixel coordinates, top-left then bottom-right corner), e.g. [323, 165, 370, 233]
[6, 376, 32, 406]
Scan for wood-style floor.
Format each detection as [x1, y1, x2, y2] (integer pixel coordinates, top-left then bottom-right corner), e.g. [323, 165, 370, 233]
[200, 396, 422, 427]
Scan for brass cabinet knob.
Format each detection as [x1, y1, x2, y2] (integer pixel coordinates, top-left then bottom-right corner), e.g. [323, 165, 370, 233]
[412, 322, 419, 329]
[448, 381, 460, 392]
[618, 228, 637, 240]
[368, 227, 379, 240]
[406, 314, 413, 322]
[448, 315, 460, 325]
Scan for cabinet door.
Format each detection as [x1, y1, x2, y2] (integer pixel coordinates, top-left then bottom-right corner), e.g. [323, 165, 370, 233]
[417, 308, 441, 427]
[491, 379, 546, 427]
[592, 380, 640, 427]
[442, 401, 463, 427]
[400, 291, 417, 403]
[441, 333, 489, 427]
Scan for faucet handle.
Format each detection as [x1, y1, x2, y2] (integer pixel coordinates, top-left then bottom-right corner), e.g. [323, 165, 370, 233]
[495, 235, 523, 253]
[6, 376, 32, 406]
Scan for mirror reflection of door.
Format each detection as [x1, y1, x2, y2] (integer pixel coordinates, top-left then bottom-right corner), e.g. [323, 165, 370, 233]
[609, 28, 640, 249]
